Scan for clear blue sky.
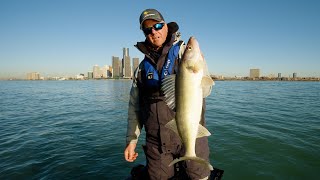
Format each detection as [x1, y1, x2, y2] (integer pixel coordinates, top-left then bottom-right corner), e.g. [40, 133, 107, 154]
[1, 0, 319, 78]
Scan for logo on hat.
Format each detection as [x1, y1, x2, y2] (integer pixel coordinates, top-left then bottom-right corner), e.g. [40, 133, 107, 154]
[143, 13, 155, 20]
[139, 9, 164, 28]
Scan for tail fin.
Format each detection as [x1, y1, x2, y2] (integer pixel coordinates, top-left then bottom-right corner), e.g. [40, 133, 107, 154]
[168, 156, 213, 171]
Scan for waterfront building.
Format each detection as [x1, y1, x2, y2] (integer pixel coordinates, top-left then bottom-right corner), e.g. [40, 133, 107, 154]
[268, 74, 275, 78]
[107, 66, 112, 78]
[121, 48, 128, 76]
[250, 69, 260, 78]
[88, 71, 93, 79]
[112, 56, 121, 78]
[27, 72, 40, 80]
[100, 65, 109, 78]
[278, 73, 281, 79]
[293, 72, 297, 78]
[123, 48, 131, 78]
[76, 74, 85, 80]
[124, 56, 131, 78]
[132, 58, 140, 73]
[93, 65, 101, 79]
[92, 65, 110, 79]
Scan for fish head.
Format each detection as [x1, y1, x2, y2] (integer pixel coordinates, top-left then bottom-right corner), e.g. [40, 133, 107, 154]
[181, 37, 204, 73]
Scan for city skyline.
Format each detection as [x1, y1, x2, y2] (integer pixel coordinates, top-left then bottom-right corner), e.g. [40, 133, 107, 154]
[21, 51, 313, 80]
[23, 68, 319, 81]
[3, 46, 319, 80]
[1, 0, 319, 79]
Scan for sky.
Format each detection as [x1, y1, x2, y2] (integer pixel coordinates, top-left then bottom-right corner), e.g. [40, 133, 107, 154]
[0, 0, 319, 79]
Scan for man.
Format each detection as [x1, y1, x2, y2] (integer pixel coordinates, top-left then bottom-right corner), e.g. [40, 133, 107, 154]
[124, 9, 213, 179]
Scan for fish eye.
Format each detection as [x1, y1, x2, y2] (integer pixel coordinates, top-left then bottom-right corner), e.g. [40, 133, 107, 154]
[187, 46, 192, 50]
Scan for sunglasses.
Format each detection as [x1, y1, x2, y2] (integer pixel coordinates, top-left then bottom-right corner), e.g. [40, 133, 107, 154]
[142, 23, 165, 35]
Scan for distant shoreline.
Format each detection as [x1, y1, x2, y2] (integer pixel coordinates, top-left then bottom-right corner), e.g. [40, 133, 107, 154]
[212, 77, 320, 82]
[1, 77, 319, 82]
[213, 79, 320, 82]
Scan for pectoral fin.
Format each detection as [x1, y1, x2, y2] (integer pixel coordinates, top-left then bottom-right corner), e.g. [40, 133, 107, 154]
[165, 119, 179, 135]
[201, 76, 214, 87]
[201, 76, 215, 98]
[197, 124, 211, 138]
[165, 119, 183, 142]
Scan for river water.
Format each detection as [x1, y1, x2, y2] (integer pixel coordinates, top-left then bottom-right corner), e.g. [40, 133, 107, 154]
[0, 80, 319, 179]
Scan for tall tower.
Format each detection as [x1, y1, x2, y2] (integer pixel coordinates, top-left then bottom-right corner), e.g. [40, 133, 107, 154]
[112, 56, 121, 78]
[123, 48, 131, 78]
[123, 47, 129, 57]
[132, 58, 140, 74]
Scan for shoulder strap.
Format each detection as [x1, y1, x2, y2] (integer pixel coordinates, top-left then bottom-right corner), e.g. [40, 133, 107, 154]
[174, 40, 185, 74]
[160, 41, 184, 79]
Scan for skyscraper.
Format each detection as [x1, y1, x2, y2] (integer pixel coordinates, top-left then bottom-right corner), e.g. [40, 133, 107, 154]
[123, 47, 129, 57]
[27, 72, 40, 80]
[250, 69, 260, 78]
[123, 48, 131, 78]
[88, 71, 93, 79]
[112, 56, 121, 78]
[93, 65, 101, 79]
[293, 72, 297, 78]
[107, 66, 112, 78]
[278, 73, 282, 79]
[132, 57, 140, 73]
[100, 65, 109, 78]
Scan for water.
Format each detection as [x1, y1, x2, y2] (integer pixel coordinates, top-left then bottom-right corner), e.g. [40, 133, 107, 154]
[0, 80, 319, 179]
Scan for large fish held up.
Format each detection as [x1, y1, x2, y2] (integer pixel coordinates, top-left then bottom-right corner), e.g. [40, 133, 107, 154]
[161, 36, 215, 170]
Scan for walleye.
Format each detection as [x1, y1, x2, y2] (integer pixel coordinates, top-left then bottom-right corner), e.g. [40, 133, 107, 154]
[162, 36, 215, 170]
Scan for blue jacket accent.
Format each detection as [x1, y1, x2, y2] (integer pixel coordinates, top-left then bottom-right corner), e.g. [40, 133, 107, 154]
[142, 43, 181, 87]
[142, 42, 181, 88]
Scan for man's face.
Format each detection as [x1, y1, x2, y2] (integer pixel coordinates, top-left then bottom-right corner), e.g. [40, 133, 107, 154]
[142, 19, 168, 49]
